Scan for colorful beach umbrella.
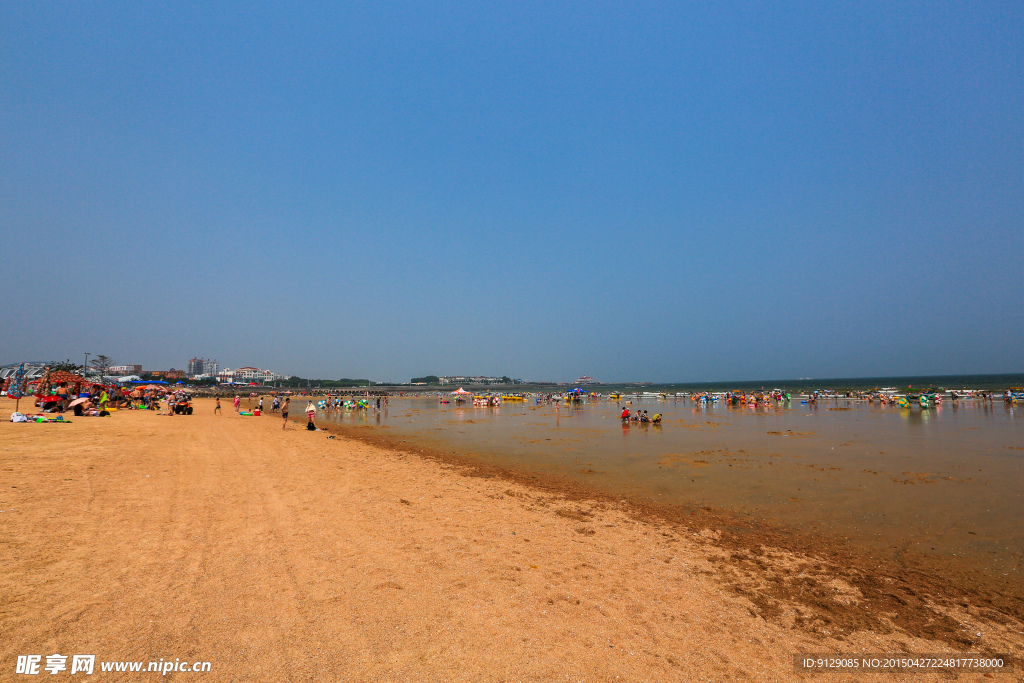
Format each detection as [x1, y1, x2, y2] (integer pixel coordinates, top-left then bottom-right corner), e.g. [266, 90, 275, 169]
[5, 363, 28, 412]
[34, 366, 52, 398]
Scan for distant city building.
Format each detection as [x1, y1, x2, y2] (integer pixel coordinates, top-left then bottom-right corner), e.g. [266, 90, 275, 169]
[217, 366, 283, 384]
[187, 357, 218, 378]
[145, 370, 182, 380]
[109, 364, 143, 376]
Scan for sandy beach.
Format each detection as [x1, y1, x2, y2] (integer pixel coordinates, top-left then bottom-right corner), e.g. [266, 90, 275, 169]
[2, 397, 1020, 682]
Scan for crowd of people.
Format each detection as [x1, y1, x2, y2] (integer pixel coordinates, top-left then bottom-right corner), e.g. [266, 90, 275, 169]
[620, 407, 662, 424]
[28, 381, 198, 417]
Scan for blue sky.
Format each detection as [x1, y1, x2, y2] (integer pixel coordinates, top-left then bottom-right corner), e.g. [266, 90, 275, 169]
[2, 1, 1021, 382]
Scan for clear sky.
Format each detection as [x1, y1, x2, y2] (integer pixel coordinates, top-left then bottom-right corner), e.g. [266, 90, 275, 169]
[2, 1, 1021, 383]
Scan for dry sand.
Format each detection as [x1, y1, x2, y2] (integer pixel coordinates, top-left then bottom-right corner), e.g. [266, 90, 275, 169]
[1, 397, 1020, 682]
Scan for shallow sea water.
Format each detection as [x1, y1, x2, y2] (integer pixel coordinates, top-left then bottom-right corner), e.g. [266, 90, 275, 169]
[323, 396, 1023, 580]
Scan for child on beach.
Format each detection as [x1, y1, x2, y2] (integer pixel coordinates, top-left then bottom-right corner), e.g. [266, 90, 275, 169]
[215, 397, 221, 414]
[282, 398, 290, 429]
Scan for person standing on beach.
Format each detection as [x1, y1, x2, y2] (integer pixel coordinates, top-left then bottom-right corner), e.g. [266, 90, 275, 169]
[215, 397, 221, 414]
[56, 383, 69, 412]
[233, 395, 240, 413]
[282, 397, 290, 429]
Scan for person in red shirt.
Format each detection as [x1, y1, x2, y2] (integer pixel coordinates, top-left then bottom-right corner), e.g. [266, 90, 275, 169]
[621, 406, 630, 421]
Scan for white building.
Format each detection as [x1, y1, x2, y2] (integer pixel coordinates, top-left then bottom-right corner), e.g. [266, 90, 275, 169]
[109, 365, 143, 376]
[218, 367, 283, 384]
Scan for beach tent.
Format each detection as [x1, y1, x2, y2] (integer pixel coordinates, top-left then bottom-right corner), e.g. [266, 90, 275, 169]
[451, 387, 471, 395]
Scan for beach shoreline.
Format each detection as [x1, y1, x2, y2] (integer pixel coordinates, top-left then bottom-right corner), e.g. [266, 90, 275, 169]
[321, 414, 1024, 646]
[2, 397, 1020, 681]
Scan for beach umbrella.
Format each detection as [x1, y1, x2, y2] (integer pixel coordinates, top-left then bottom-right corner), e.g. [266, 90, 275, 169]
[45, 370, 85, 385]
[68, 397, 90, 408]
[34, 366, 53, 398]
[5, 363, 28, 412]
[452, 387, 471, 395]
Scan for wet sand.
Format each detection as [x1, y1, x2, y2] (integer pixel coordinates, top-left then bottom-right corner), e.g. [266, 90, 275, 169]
[322, 397, 1023, 586]
[1, 397, 1021, 681]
